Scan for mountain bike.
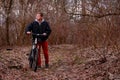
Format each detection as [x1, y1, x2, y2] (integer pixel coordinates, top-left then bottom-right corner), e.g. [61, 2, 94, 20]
[29, 33, 43, 72]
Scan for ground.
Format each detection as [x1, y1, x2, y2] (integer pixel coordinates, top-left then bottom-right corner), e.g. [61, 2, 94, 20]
[0, 44, 120, 80]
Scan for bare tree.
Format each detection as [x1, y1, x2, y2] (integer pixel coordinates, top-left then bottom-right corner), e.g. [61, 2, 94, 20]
[0, 0, 120, 47]
[1, 0, 14, 45]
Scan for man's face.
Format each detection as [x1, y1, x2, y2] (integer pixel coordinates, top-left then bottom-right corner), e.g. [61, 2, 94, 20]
[36, 14, 42, 21]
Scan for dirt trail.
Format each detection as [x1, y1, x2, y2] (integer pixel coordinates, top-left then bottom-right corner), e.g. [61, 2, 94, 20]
[0, 44, 120, 80]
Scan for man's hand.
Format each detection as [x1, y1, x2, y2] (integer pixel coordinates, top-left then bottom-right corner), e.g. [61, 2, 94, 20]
[27, 31, 31, 35]
[43, 33, 47, 36]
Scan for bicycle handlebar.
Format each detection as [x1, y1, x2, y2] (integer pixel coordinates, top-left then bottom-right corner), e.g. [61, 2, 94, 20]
[32, 33, 44, 36]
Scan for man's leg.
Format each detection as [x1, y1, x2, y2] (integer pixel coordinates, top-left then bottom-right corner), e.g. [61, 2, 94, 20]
[42, 41, 49, 68]
[37, 42, 41, 67]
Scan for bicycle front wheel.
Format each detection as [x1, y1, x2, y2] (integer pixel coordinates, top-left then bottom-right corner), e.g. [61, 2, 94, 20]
[29, 50, 33, 68]
[32, 48, 38, 72]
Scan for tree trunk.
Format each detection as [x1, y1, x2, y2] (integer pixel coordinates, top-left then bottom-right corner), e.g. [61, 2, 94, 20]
[5, 0, 13, 45]
[6, 16, 10, 45]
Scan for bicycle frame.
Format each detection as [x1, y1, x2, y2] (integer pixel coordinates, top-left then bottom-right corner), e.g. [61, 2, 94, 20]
[32, 38, 37, 50]
[29, 33, 43, 72]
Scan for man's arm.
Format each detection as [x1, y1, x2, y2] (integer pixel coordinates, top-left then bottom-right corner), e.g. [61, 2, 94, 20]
[25, 22, 33, 35]
[44, 22, 52, 37]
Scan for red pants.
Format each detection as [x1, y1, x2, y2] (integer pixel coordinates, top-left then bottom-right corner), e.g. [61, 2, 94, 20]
[37, 41, 49, 66]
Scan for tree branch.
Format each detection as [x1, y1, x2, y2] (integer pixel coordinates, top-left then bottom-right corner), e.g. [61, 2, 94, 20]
[64, 7, 120, 18]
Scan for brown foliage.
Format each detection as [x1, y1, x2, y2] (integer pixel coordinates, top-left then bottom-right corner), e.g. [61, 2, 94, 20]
[0, 0, 120, 48]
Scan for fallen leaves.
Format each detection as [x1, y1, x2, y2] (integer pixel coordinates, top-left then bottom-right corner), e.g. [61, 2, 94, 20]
[0, 45, 120, 80]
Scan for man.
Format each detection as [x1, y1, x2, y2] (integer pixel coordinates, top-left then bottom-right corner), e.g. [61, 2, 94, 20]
[26, 13, 51, 68]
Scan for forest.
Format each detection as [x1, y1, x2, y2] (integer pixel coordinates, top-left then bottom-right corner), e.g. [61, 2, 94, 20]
[0, 0, 120, 80]
[0, 0, 119, 47]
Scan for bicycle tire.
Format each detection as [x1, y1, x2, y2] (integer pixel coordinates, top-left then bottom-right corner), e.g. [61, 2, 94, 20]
[29, 50, 33, 68]
[32, 48, 38, 72]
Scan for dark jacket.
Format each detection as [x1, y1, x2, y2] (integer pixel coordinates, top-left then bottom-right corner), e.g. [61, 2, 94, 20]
[25, 20, 51, 42]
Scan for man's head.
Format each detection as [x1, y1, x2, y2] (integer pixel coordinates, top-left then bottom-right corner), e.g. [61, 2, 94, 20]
[36, 13, 43, 21]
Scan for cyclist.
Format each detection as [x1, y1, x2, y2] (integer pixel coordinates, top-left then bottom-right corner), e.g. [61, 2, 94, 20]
[25, 12, 51, 68]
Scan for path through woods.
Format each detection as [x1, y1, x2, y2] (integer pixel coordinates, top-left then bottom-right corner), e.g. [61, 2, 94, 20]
[0, 44, 120, 80]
